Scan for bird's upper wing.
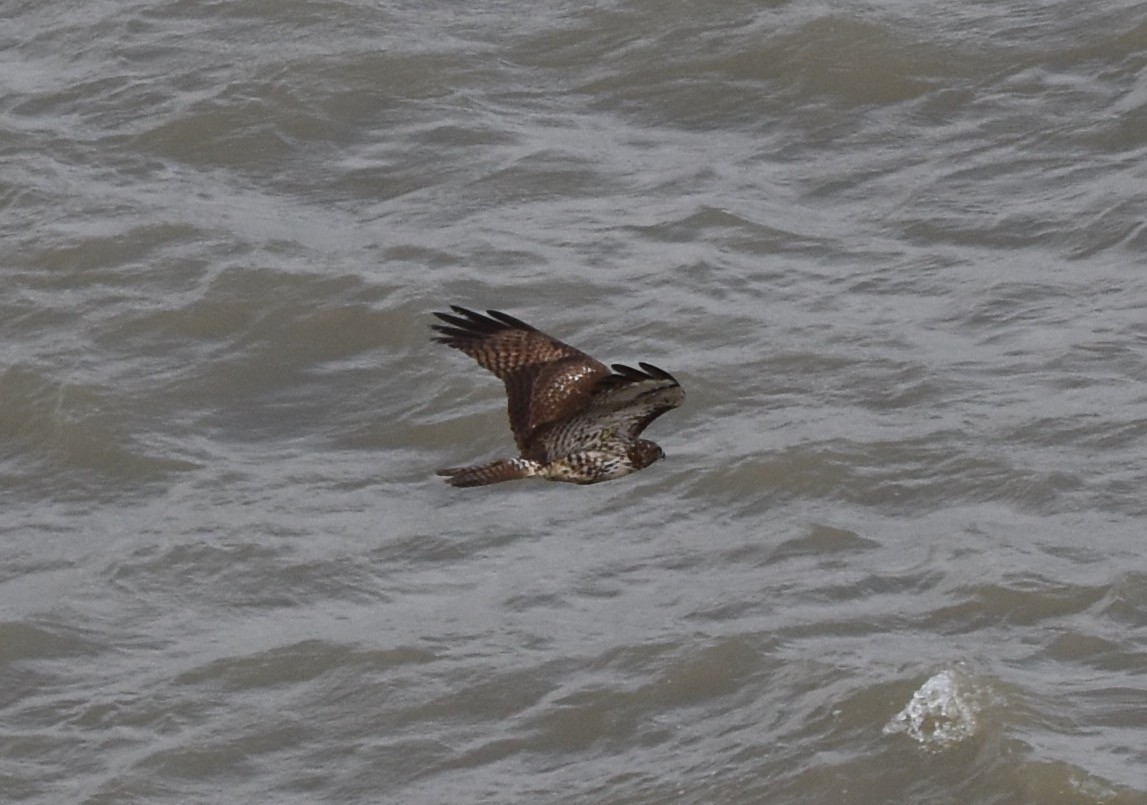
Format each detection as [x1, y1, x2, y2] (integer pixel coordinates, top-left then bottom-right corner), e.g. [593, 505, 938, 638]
[431, 306, 611, 454]
[573, 362, 685, 442]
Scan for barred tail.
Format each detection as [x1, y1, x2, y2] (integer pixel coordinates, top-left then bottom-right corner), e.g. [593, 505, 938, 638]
[436, 457, 539, 488]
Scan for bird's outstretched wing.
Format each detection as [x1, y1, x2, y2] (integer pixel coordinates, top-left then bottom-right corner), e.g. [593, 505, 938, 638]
[571, 362, 685, 442]
[431, 306, 611, 456]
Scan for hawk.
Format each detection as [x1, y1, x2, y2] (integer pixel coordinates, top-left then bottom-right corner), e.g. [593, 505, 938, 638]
[431, 306, 684, 487]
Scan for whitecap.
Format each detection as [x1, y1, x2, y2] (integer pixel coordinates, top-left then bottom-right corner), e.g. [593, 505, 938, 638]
[883, 668, 980, 750]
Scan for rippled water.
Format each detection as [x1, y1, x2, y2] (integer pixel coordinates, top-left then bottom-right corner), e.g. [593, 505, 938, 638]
[3, 0, 1147, 802]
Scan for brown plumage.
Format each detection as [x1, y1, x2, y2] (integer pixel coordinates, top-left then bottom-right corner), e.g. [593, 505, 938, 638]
[431, 306, 684, 487]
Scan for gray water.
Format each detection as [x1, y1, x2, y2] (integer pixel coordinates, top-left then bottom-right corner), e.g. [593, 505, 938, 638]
[3, 1, 1147, 802]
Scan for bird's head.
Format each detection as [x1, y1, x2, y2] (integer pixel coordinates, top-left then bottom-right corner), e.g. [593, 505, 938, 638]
[630, 439, 665, 470]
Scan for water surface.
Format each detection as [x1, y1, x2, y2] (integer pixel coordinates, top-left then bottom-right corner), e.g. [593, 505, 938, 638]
[3, 0, 1147, 802]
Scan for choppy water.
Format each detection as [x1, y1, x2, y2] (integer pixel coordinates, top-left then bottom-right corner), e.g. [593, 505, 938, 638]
[3, 0, 1147, 802]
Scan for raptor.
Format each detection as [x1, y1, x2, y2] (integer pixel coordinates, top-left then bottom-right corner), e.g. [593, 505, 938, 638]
[431, 306, 684, 487]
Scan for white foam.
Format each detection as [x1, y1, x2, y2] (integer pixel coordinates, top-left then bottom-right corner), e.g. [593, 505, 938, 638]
[883, 669, 980, 750]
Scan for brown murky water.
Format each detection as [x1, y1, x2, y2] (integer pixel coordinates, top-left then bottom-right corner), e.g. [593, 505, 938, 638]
[3, 0, 1147, 801]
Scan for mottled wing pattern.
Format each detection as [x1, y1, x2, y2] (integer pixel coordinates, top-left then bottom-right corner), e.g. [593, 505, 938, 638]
[540, 362, 684, 457]
[431, 306, 611, 457]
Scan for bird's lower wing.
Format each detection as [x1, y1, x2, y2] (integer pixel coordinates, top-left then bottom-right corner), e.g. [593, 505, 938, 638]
[577, 362, 685, 440]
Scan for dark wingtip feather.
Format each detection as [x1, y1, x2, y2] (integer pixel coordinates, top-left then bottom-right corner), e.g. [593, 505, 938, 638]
[431, 306, 516, 341]
[432, 308, 472, 323]
[431, 306, 533, 338]
[429, 307, 486, 328]
[609, 362, 644, 378]
[638, 362, 678, 383]
[435, 311, 484, 329]
[430, 328, 470, 343]
[608, 362, 678, 384]
[485, 309, 534, 331]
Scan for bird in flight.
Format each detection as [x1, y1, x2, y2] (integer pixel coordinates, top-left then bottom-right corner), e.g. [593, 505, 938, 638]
[431, 306, 684, 487]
